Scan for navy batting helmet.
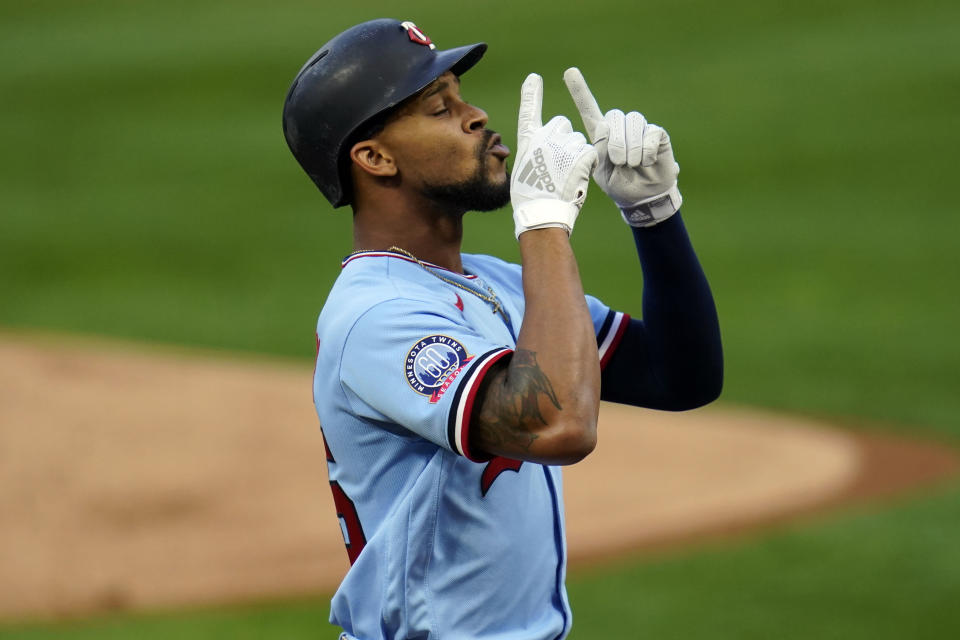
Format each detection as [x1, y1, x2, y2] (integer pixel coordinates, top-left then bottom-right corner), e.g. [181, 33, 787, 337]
[282, 19, 487, 208]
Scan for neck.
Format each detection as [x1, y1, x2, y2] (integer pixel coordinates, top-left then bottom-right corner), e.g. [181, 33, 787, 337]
[352, 193, 466, 273]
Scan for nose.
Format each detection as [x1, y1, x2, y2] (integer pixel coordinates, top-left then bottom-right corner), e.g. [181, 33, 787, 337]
[463, 104, 488, 133]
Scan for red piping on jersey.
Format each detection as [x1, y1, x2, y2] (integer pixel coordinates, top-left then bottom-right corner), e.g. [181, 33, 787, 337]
[600, 312, 630, 370]
[459, 348, 513, 462]
[341, 251, 479, 279]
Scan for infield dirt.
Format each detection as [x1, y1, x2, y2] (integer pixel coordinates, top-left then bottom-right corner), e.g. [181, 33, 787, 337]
[0, 333, 956, 619]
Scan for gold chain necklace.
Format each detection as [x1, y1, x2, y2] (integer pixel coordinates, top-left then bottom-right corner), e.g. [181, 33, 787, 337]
[349, 246, 508, 322]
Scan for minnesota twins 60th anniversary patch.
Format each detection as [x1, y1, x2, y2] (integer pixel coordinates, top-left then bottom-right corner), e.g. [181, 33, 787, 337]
[405, 335, 473, 403]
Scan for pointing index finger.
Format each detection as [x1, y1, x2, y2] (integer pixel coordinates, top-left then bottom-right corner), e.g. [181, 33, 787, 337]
[563, 67, 604, 143]
[517, 73, 543, 152]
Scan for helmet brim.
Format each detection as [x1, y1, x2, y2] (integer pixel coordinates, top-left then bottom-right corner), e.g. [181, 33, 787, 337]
[377, 42, 487, 117]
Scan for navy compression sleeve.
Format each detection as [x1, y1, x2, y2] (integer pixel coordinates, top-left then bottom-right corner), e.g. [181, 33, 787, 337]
[599, 212, 723, 410]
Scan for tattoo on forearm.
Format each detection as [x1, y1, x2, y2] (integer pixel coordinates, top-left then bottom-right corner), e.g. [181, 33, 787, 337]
[475, 350, 562, 453]
[509, 350, 562, 419]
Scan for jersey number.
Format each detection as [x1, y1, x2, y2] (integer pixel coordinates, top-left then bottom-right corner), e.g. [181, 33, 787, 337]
[323, 432, 367, 565]
[330, 480, 366, 565]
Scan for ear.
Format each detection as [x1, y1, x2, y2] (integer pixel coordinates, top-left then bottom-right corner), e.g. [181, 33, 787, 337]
[349, 139, 397, 177]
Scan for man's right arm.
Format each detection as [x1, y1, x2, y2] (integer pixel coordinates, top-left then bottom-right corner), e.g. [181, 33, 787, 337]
[467, 72, 602, 466]
[470, 229, 600, 466]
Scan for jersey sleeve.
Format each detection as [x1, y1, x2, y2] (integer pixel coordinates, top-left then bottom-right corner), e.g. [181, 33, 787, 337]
[584, 294, 631, 370]
[338, 298, 512, 462]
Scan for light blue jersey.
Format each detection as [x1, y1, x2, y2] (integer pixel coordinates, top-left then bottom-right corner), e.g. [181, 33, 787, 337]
[313, 250, 629, 639]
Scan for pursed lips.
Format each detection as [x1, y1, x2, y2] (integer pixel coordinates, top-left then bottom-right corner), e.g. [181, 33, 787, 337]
[487, 133, 510, 159]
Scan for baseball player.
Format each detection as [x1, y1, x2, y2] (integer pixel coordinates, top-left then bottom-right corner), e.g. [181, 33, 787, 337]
[283, 18, 722, 639]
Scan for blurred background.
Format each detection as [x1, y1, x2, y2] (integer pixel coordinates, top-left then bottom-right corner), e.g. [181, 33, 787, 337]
[1, 0, 959, 637]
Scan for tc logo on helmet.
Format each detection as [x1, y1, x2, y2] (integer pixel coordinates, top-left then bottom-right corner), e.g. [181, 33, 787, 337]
[400, 21, 436, 49]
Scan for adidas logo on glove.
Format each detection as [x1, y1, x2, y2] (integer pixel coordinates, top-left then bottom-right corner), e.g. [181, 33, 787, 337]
[515, 148, 556, 193]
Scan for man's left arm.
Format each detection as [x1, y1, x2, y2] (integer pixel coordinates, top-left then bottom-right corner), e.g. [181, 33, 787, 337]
[600, 214, 722, 410]
[564, 68, 723, 410]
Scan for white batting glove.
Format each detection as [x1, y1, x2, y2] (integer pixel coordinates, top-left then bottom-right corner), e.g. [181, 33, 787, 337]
[511, 73, 598, 239]
[563, 67, 682, 228]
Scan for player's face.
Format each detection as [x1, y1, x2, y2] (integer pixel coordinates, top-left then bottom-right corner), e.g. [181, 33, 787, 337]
[377, 72, 511, 212]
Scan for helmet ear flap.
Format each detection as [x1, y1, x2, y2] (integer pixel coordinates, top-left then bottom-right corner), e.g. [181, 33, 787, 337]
[281, 19, 486, 208]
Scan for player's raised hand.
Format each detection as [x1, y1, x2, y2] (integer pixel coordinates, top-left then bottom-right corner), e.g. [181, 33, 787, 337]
[563, 67, 682, 228]
[511, 73, 598, 239]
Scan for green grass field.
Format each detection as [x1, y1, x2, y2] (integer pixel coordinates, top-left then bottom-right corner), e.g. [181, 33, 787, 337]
[2, 0, 959, 637]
